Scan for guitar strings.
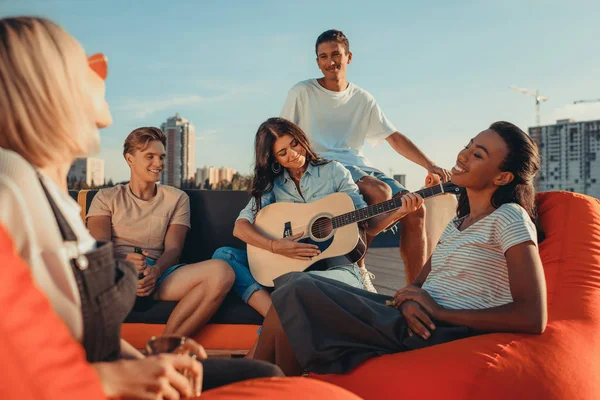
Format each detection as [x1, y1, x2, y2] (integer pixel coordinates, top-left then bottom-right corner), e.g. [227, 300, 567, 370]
[276, 184, 452, 238]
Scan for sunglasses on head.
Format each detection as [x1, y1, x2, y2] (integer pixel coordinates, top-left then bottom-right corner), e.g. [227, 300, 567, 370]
[88, 53, 108, 80]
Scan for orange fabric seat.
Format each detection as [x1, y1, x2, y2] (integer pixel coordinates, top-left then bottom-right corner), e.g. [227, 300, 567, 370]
[201, 377, 362, 399]
[0, 223, 362, 398]
[313, 191, 600, 400]
[0, 224, 106, 400]
[122, 323, 259, 351]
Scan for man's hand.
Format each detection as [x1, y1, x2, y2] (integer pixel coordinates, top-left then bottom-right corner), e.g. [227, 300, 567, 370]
[393, 285, 443, 319]
[400, 300, 436, 340]
[272, 232, 321, 260]
[125, 252, 147, 273]
[138, 266, 160, 297]
[428, 165, 452, 183]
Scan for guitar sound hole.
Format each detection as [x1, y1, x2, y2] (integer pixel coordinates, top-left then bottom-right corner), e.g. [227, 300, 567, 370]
[311, 217, 333, 239]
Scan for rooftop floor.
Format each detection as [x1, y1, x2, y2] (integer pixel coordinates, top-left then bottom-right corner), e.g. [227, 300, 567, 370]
[366, 247, 406, 296]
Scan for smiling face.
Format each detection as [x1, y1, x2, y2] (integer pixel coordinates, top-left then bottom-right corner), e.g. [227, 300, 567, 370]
[272, 133, 307, 170]
[451, 129, 514, 191]
[316, 41, 352, 81]
[126, 140, 166, 183]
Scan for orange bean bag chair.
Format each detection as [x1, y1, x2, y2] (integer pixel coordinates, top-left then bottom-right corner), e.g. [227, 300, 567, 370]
[0, 223, 361, 399]
[0, 224, 106, 400]
[313, 191, 600, 400]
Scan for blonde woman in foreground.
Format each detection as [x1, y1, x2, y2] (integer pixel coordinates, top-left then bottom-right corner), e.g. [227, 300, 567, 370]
[0, 16, 281, 399]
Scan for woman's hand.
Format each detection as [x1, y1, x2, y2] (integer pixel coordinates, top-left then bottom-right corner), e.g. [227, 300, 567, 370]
[272, 232, 321, 260]
[400, 300, 436, 340]
[138, 266, 160, 297]
[392, 192, 424, 219]
[393, 285, 443, 319]
[93, 353, 204, 399]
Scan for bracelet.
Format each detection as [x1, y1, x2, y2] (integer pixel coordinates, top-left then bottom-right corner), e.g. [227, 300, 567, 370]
[269, 239, 275, 253]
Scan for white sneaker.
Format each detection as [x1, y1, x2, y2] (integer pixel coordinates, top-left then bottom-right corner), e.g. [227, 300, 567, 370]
[359, 266, 378, 293]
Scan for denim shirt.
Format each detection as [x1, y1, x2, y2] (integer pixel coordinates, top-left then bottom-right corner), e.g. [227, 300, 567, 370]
[237, 161, 367, 224]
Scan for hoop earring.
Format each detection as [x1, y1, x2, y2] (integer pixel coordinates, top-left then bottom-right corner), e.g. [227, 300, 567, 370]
[271, 161, 281, 174]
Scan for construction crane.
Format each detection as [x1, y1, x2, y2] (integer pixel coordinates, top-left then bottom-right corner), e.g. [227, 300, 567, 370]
[573, 99, 600, 104]
[509, 85, 548, 127]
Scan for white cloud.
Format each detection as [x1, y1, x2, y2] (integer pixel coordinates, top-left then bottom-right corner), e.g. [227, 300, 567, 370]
[116, 95, 221, 119]
[196, 129, 217, 141]
[545, 102, 600, 125]
[116, 83, 260, 119]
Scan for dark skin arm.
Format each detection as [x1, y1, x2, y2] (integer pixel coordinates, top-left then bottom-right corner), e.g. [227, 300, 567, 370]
[394, 241, 548, 335]
[386, 132, 452, 183]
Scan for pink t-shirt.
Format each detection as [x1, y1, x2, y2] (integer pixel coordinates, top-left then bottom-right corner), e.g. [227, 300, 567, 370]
[86, 184, 190, 260]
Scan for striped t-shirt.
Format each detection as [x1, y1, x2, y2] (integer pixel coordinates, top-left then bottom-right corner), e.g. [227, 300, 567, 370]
[422, 203, 537, 310]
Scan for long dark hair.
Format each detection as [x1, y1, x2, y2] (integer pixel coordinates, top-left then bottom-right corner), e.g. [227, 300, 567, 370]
[457, 121, 541, 224]
[251, 117, 328, 213]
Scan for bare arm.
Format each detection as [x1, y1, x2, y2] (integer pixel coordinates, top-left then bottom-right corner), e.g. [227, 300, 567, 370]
[87, 216, 112, 242]
[436, 241, 547, 334]
[233, 218, 272, 251]
[233, 218, 320, 260]
[386, 132, 452, 182]
[364, 193, 424, 236]
[120, 339, 144, 359]
[154, 224, 188, 274]
[386, 132, 434, 170]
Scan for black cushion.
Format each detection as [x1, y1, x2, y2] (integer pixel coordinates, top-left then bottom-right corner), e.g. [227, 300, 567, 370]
[124, 292, 263, 325]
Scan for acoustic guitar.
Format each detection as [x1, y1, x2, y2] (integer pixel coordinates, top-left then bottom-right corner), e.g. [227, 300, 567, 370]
[248, 181, 460, 286]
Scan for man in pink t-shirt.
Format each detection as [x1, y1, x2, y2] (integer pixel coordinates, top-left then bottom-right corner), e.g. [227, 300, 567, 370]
[87, 127, 235, 337]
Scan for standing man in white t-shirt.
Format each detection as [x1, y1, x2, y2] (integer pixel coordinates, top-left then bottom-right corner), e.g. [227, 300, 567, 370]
[280, 29, 452, 290]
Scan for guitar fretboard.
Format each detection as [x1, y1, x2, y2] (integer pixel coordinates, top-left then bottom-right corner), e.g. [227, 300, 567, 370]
[331, 183, 458, 229]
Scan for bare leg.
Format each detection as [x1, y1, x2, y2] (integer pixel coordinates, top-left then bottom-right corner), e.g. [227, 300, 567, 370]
[247, 289, 272, 317]
[399, 199, 427, 285]
[244, 290, 273, 359]
[355, 176, 392, 269]
[253, 306, 303, 376]
[157, 260, 234, 337]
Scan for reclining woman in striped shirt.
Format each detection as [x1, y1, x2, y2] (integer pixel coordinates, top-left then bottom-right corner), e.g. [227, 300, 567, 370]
[251, 121, 548, 375]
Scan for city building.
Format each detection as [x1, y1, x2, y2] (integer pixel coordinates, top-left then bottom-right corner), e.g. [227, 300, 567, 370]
[529, 118, 600, 198]
[68, 157, 105, 187]
[160, 113, 195, 187]
[196, 166, 237, 189]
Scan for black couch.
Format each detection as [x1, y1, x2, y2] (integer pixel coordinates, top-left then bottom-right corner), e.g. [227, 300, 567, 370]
[70, 189, 263, 326]
[70, 188, 401, 326]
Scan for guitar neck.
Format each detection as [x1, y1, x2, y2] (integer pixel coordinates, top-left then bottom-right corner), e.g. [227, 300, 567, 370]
[332, 183, 457, 229]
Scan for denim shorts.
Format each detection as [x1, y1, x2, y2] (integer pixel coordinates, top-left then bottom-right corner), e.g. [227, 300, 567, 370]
[146, 258, 186, 289]
[212, 247, 363, 303]
[344, 165, 406, 196]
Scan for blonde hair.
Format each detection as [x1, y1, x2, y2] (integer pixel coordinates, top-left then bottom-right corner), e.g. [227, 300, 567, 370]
[0, 17, 99, 168]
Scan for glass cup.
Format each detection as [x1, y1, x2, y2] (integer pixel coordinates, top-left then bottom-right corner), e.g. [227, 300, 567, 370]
[145, 335, 205, 398]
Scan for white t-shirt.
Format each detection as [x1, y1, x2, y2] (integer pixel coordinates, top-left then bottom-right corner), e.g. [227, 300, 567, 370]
[422, 203, 538, 310]
[280, 79, 397, 169]
[0, 149, 96, 341]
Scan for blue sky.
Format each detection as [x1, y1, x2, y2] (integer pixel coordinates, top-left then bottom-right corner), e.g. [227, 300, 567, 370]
[2, 0, 599, 189]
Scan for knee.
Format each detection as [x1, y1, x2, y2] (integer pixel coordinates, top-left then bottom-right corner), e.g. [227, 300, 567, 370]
[212, 246, 233, 261]
[289, 273, 317, 295]
[358, 176, 392, 204]
[208, 260, 236, 293]
[252, 360, 285, 377]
